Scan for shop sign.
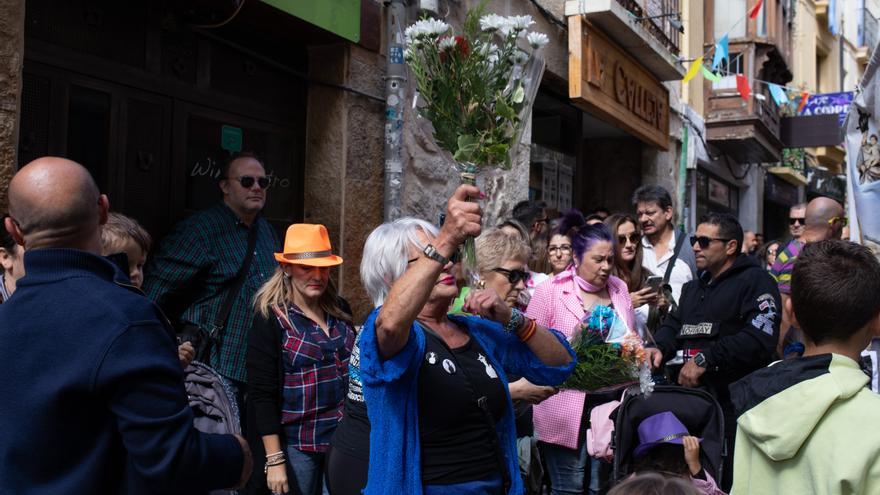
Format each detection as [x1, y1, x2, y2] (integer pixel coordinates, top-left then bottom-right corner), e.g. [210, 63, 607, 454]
[569, 19, 669, 149]
[798, 92, 853, 126]
[262, 0, 360, 42]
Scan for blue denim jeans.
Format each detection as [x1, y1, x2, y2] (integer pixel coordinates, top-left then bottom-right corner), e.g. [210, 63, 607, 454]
[539, 441, 588, 495]
[285, 446, 328, 495]
[423, 474, 504, 495]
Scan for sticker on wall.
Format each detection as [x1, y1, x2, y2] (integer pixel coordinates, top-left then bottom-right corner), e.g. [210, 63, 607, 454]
[221, 125, 243, 153]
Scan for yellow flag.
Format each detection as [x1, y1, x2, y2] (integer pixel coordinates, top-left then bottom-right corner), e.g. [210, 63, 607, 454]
[683, 56, 703, 83]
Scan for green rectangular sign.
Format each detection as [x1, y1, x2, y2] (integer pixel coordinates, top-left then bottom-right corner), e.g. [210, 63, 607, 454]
[262, 0, 360, 42]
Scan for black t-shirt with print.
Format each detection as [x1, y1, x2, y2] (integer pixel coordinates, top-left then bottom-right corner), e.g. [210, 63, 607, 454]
[418, 330, 508, 484]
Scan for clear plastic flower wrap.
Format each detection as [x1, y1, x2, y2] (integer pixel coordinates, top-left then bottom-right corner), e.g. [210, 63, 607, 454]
[562, 304, 655, 395]
[405, 3, 547, 286]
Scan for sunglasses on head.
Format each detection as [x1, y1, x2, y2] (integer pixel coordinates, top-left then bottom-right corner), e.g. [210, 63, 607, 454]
[230, 175, 271, 189]
[618, 233, 641, 245]
[492, 267, 529, 284]
[690, 236, 731, 249]
[788, 217, 805, 226]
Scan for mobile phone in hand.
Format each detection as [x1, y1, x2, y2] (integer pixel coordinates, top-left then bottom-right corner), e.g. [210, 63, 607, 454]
[646, 275, 663, 292]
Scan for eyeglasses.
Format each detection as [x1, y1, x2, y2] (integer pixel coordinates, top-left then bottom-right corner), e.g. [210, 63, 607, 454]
[548, 245, 572, 255]
[229, 175, 271, 189]
[690, 236, 731, 249]
[492, 267, 530, 284]
[788, 217, 805, 226]
[617, 233, 641, 245]
[828, 216, 848, 227]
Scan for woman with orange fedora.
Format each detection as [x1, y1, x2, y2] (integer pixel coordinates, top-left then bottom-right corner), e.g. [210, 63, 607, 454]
[247, 224, 355, 495]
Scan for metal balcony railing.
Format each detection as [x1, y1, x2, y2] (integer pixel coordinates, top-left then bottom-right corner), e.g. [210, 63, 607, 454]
[615, 0, 682, 55]
[862, 8, 879, 50]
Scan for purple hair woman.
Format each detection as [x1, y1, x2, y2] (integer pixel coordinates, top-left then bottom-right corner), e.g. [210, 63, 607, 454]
[525, 211, 637, 495]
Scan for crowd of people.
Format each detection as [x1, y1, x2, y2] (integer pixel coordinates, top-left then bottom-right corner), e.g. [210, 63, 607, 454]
[1, 153, 879, 495]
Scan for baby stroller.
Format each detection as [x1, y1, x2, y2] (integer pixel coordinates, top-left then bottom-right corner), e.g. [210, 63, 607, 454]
[184, 360, 241, 495]
[612, 385, 726, 487]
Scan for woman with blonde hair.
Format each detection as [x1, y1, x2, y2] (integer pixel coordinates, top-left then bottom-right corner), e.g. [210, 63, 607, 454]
[247, 224, 355, 495]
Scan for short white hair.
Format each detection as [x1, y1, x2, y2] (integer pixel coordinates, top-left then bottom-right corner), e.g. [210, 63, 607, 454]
[360, 217, 439, 307]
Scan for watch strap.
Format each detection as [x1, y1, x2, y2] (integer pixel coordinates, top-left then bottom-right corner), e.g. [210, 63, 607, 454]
[422, 244, 450, 266]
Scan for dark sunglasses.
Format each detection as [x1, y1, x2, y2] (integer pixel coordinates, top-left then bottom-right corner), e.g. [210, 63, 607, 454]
[492, 267, 529, 284]
[230, 175, 271, 189]
[788, 217, 805, 226]
[618, 233, 641, 245]
[690, 236, 731, 249]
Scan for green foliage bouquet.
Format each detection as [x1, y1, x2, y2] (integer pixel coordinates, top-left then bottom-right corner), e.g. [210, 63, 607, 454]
[404, 3, 548, 283]
[563, 305, 654, 395]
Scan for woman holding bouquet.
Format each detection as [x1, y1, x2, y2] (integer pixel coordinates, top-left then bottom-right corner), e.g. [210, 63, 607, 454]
[525, 212, 638, 495]
[358, 185, 575, 495]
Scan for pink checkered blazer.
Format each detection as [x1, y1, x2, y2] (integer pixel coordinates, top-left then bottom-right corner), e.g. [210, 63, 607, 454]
[525, 267, 636, 449]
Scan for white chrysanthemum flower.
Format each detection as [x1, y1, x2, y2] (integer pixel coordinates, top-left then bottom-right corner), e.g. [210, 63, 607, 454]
[526, 31, 549, 49]
[480, 14, 508, 32]
[404, 18, 450, 45]
[509, 15, 535, 31]
[438, 37, 456, 52]
[403, 48, 415, 62]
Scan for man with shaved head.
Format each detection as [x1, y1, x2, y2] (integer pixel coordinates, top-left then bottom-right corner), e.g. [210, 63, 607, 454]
[0, 157, 252, 493]
[771, 196, 846, 357]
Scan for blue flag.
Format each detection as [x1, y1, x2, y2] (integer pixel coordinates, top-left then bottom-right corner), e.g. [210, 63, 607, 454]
[712, 34, 729, 71]
[768, 83, 789, 105]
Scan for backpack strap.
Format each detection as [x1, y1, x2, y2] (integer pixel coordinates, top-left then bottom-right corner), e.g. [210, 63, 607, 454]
[663, 228, 687, 285]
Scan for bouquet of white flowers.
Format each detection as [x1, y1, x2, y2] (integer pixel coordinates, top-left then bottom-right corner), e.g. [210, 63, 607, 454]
[404, 2, 548, 283]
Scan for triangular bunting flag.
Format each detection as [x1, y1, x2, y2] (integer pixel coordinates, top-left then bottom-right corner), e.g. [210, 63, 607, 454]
[736, 74, 750, 101]
[712, 35, 729, 70]
[701, 65, 722, 83]
[683, 56, 703, 83]
[797, 92, 810, 113]
[767, 83, 788, 105]
[749, 0, 763, 19]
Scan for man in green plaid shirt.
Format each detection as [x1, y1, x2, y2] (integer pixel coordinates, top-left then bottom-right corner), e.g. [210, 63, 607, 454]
[143, 152, 279, 392]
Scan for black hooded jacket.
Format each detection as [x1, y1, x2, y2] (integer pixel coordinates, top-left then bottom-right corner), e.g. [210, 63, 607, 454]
[653, 254, 781, 386]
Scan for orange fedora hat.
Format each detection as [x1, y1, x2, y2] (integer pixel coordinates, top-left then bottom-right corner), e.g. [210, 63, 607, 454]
[274, 224, 343, 267]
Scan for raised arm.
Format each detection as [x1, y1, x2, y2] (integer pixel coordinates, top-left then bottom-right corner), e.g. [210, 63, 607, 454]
[374, 185, 482, 359]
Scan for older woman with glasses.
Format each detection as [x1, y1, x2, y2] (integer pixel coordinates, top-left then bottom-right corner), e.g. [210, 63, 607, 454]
[357, 186, 575, 495]
[526, 211, 638, 495]
[476, 228, 559, 493]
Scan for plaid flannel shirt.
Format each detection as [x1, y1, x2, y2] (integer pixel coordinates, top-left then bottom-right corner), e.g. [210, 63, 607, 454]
[143, 203, 279, 383]
[278, 305, 355, 452]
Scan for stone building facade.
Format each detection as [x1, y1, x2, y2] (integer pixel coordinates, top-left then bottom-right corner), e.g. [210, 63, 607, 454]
[0, 0, 696, 320]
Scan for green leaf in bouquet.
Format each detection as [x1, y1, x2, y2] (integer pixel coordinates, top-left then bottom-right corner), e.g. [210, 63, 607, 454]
[486, 142, 509, 160]
[512, 85, 525, 104]
[496, 97, 516, 122]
